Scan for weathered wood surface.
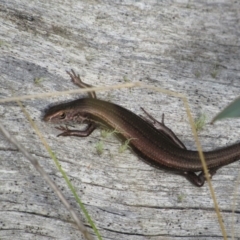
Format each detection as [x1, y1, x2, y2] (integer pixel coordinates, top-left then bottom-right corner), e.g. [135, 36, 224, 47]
[1, 1, 240, 239]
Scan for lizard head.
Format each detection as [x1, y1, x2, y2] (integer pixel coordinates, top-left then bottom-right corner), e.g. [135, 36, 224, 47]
[42, 99, 88, 124]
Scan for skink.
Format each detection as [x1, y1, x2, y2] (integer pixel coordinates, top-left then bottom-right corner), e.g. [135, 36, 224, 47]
[43, 70, 240, 186]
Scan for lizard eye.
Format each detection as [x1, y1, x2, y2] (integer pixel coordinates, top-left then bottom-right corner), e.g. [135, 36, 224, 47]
[59, 112, 66, 119]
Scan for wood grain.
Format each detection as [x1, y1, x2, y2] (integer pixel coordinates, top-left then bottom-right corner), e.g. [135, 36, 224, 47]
[1, 1, 240, 239]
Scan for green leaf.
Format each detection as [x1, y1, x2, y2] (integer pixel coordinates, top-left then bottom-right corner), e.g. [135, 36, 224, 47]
[211, 97, 240, 124]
